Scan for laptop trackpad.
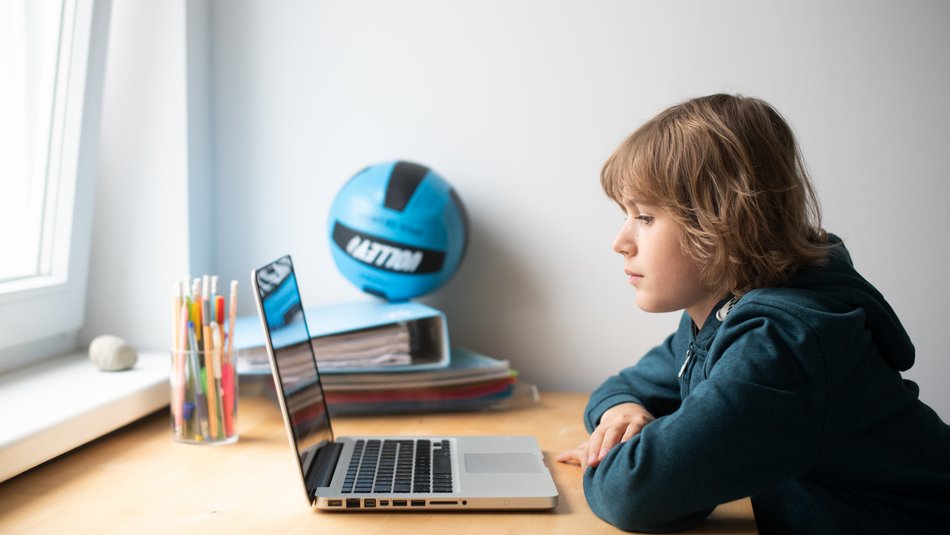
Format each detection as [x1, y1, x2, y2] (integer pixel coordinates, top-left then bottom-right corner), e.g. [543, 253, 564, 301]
[464, 453, 542, 474]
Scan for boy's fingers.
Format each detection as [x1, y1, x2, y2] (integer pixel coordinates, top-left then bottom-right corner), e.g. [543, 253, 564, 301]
[555, 450, 579, 466]
[598, 426, 625, 460]
[587, 428, 605, 466]
[621, 422, 639, 443]
[555, 442, 588, 466]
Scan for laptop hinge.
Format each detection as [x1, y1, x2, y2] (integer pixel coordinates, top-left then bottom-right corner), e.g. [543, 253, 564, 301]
[307, 441, 344, 499]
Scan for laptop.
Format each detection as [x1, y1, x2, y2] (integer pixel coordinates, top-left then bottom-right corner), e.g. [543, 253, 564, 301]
[251, 255, 558, 511]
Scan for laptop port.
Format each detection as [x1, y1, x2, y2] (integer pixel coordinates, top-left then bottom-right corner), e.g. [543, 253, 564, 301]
[363, 499, 376, 508]
[379, 500, 390, 506]
[346, 498, 360, 509]
[411, 500, 426, 507]
[328, 500, 343, 507]
[429, 501, 458, 505]
[393, 500, 408, 507]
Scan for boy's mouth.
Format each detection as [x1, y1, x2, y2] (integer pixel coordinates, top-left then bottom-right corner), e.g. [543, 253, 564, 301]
[625, 270, 643, 285]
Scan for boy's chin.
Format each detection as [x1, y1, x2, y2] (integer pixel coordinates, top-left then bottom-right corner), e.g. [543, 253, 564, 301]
[635, 296, 678, 314]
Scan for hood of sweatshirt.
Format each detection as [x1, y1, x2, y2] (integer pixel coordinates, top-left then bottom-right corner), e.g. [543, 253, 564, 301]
[786, 235, 915, 372]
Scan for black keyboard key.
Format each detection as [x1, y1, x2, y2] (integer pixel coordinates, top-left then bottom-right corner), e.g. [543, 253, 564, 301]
[433, 454, 451, 475]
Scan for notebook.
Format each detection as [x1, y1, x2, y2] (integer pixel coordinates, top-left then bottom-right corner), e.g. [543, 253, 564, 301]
[251, 255, 558, 510]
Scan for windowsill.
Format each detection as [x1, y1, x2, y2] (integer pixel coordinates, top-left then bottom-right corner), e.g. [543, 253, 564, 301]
[0, 350, 169, 483]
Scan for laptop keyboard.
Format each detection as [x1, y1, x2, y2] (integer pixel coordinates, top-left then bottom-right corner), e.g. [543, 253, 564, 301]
[341, 439, 454, 494]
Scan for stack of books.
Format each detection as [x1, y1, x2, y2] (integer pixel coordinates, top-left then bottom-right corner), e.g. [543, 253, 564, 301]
[320, 347, 521, 415]
[233, 302, 526, 415]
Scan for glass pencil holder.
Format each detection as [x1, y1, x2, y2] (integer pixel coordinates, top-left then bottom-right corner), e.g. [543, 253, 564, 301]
[170, 349, 239, 445]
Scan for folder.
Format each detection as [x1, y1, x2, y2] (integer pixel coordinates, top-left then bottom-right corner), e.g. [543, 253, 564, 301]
[234, 300, 450, 374]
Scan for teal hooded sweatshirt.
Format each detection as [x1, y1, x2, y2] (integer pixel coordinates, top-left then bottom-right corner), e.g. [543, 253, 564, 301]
[583, 238, 950, 533]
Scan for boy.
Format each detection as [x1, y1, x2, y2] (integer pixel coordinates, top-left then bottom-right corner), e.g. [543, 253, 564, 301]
[556, 94, 950, 533]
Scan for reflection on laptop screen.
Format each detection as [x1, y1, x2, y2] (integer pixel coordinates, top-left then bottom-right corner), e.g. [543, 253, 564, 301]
[254, 256, 333, 468]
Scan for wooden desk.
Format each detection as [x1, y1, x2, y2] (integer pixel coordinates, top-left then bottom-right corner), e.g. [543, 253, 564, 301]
[0, 392, 756, 534]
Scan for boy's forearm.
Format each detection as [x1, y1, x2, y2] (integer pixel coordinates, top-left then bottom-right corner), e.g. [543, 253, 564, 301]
[582, 433, 715, 532]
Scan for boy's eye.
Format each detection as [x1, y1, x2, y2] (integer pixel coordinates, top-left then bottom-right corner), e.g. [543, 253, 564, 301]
[634, 215, 654, 224]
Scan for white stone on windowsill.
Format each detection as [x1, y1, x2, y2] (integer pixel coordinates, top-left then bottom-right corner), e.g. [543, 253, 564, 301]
[0, 350, 170, 483]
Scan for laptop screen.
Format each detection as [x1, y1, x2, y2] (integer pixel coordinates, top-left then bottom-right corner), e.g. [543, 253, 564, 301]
[253, 255, 334, 474]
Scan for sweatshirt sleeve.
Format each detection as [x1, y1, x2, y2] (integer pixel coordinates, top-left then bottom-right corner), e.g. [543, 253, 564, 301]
[584, 314, 692, 432]
[584, 305, 826, 533]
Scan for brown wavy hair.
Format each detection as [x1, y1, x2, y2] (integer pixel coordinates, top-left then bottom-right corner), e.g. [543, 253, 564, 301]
[601, 94, 831, 296]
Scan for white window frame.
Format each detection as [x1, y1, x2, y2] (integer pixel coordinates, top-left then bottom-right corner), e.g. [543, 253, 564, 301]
[0, 0, 111, 371]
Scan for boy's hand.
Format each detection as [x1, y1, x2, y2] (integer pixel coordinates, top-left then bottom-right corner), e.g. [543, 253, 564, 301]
[556, 403, 655, 469]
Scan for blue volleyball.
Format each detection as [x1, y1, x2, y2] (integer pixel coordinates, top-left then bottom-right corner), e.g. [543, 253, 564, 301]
[328, 161, 468, 301]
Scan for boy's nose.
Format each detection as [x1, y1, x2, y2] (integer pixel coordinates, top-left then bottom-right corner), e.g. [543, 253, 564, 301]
[612, 225, 636, 256]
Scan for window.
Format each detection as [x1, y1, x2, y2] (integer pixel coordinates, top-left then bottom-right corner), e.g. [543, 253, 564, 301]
[0, 1, 62, 285]
[0, 0, 111, 370]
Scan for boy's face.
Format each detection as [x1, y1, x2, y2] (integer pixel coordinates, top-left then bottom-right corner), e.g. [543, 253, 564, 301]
[612, 202, 723, 327]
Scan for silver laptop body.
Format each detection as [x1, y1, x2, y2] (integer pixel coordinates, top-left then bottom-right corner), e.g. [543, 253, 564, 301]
[251, 255, 558, 511]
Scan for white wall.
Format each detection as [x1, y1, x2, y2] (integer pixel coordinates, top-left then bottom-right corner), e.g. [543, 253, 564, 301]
[83, 1, 188, 350]
[197, 0, 950, 417]
[82, 0, 214, 351]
